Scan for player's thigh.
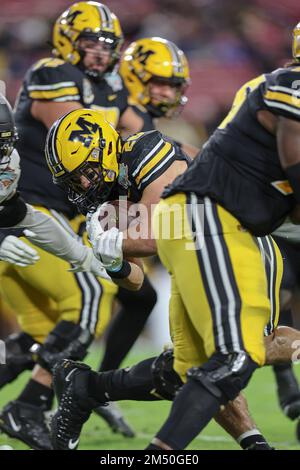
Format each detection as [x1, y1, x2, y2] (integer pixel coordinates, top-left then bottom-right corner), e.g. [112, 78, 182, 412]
[169, 273, 208, 382]
[0, 238, 85, 328]
[0, 267, 56, 343]
[215, 204, 283, 365]
[155, 195, 282, 367]
[93, 278, 117, 338]
[154, 194, 216, 360]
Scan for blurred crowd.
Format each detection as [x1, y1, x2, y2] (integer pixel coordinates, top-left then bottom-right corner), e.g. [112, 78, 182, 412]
[1, 0, 300, 137]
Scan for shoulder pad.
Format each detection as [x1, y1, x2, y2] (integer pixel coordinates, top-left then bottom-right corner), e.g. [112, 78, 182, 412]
[123, 130, 175, 191]
[263, 67, 300, 120]
[123, 130, 161, 150]
[32, 57, 67, 71]
[28, 59, 81, 102]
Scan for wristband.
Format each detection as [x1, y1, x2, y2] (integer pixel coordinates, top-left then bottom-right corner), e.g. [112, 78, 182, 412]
[106, 260, 132, 279]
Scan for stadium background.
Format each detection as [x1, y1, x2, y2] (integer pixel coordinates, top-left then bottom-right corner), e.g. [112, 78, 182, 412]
[1, 0, 300, 450]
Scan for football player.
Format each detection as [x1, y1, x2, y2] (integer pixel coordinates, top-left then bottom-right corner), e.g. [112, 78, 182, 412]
[146, 27, 300, 448]
[45, 108, 288, 450]
[119, 37, 198, 158]
[268, 22, 300, 440]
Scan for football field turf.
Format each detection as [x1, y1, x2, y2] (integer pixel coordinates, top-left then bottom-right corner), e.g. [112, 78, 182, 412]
[1, 347, 300, 450]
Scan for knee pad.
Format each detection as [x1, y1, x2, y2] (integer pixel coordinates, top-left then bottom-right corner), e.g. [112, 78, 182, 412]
[0, 332, 36, 386]
[34, 320, 94, 372]
[151, 349, 183, 400]
[187, 352, 257, 403]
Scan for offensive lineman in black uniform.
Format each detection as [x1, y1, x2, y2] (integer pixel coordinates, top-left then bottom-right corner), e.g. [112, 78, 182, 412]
[268, 22, 300, 441]
[144, 36, 300, 450]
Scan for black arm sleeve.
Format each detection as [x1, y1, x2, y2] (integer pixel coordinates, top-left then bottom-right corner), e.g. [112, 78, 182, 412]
[0, 227, 25, 245]
[0, 193, 28, 228]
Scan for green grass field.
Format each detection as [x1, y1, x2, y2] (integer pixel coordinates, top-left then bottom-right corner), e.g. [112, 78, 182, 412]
[1, 347, 300, 450]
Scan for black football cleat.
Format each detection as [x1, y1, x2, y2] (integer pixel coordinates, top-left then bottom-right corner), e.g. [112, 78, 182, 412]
[246, 442, 275, 450]
[51, 359, 100, 450]
[0, 400, 52, 450]
[273, 363, 300, 419]
[94, 402, 135, 438]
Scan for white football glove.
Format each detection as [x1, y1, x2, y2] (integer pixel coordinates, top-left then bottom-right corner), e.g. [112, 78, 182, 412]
[69, 247, 111, 281]
[92, 227, 124, 271]
[86, 205, 108, 243]
[0, 235, 40, 267]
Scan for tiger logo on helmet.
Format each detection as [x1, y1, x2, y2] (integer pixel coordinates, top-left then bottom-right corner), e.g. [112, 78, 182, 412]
[45, 109, 121, 213]
[120, 37, 190, 118]
[52, 1, 123, 77]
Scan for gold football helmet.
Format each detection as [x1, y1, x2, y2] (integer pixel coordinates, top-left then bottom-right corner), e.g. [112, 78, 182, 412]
[45, 109, 121, 213]
[120, 37, 190, 117]
[52, 1, 123, 76]
[293, 23, 300, 60]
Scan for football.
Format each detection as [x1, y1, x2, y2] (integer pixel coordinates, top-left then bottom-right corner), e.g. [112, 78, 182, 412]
[97, 199, 141, 231]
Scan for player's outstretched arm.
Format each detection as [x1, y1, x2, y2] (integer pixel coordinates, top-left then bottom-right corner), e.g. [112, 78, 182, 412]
[13, 204, 107, 277]
[106, 256, 145, 291]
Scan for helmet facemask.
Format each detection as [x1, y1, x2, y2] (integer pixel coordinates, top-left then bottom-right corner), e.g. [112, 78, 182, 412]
[0, 128, 18, 170]
[76, 32, 122, 81]
[45, 108, 121, 214]
[56, 155, 117, 214]
[145, 77, 189, 118]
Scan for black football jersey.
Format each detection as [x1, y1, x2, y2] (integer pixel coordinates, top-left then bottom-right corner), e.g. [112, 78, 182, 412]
[15, 57, 129, 217]
[164, 67, 300, 236]
[113, 130, 190, 203]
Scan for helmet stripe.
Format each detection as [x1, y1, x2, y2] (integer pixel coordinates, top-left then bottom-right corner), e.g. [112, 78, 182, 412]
[47, 120, 64, 175]
[97, 4, 113, 30]
[167, 41, 183, 74]
[51, 124, 60, 165]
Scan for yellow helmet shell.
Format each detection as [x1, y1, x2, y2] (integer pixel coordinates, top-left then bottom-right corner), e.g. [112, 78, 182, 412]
[53, 1, 123, 65]
[120, 37, 190, 107]
[293, 23, 300, 60]
[45, 108, 120, 183]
